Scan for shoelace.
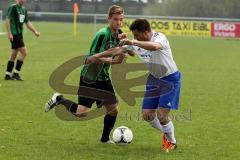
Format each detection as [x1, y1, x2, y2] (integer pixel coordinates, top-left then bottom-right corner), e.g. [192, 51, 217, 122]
[47, 99, 54, 106]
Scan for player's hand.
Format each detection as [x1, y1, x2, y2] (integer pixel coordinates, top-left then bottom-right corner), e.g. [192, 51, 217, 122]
[34, 31, 40, 37]
[118, 47, 135, 57]
[118, 33, 127, 40]
[8, 33, 13, 41]
[120, 39, 134, 45]
[126, 50, 135, 57]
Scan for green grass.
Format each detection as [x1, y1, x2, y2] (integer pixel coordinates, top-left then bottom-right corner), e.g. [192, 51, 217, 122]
[0, 22, 240, 160]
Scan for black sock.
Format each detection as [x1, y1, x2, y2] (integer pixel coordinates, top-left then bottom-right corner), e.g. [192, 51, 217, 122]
[6, 61, 14, 74]
[101, 114, 117, 142]
[15, 60, 23, 72]
[58, 98, 78, 114]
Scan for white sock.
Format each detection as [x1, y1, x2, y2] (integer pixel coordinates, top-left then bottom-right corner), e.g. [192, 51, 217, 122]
[14, 69, 19, 74]
[147, 114, 162, 131]
[6, 72, 11, 75]
[160, 121, 176, 144]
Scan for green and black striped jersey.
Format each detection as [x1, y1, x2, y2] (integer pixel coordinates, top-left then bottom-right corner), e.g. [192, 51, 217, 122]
[81, 26, 122, 81]
[7, 4, 29, 35]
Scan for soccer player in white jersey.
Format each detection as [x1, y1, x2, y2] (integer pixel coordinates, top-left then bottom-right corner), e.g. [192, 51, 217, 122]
[85, 19, 181, 151]
[121, 19, 181, 151]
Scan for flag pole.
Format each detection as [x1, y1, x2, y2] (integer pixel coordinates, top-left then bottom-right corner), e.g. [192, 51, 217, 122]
[73, 3, 79, 36]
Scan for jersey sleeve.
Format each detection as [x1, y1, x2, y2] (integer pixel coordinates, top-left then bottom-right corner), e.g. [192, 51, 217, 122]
[152, 32, 168, 49]
[89, 32, 106, 55]
[24, 9, 29, 23]
[7, 5, 15, 19]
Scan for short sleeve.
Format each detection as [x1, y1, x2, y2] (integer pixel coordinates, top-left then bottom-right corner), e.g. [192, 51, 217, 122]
[7, 6, 15, 19]
[152, 32, 168, 49]
[89, 32, 106, 54]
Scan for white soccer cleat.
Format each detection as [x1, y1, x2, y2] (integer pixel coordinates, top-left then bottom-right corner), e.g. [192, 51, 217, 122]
[44, 93, 63, 112]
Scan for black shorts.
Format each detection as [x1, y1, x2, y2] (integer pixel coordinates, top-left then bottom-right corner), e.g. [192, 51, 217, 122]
[78, 76, 118, 108]
[11, 34, 25, 49]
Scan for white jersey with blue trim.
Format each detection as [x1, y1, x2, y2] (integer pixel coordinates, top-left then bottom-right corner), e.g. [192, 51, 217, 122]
[125, 32, 178, 78]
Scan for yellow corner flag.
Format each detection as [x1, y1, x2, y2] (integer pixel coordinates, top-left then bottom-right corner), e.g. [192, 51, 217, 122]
[73, 3, 79, 36]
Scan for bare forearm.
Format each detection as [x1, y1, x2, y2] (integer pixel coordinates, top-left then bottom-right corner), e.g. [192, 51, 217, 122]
[6, 19, 11, 35]
[98, 57, 112, 63]
[98, 55, 124, 64]
[86, 47, 131, 64]
[132, 40, 162, 51]
[6, 18, 13, 41]
[26, 22, 37, 33]
[26, 22, 40, 37]
[111, 55, 125, 64]
[95, 47, 121, 58]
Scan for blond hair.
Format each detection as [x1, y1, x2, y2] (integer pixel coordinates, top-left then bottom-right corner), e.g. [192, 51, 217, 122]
[108, 5, 124, 18]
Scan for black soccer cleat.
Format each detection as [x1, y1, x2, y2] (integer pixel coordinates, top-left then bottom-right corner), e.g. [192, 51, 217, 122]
[4, 75, 14, 80]
[12, 73, 23, 81]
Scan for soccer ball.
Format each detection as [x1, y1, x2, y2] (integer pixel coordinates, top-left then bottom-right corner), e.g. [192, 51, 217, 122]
[112, 126, 133, 144]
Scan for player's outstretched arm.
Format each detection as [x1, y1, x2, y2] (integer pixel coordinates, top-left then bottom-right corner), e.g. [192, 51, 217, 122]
[26, 22, 40, 37]
[110, 54, 126, 64]
[86, 47, 133, 64]
[121, 39, 162, 51]
[91, 55, 125, 65]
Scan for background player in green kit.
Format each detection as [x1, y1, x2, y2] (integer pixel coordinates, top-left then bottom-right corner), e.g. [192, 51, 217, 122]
[5, 0, 40, 81]
[45, 5, 126, 143]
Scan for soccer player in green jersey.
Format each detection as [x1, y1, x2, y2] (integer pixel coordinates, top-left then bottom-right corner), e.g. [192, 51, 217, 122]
[45, 5, 126, 143]
[5, 0, 40, 81]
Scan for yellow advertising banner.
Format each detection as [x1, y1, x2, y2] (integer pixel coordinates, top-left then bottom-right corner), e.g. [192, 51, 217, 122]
[123, 19, 211, 37]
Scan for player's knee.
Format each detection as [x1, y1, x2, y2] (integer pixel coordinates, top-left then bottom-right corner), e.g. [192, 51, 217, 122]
[159, 116, 169, 125]
[142, 112, 155, 121]
[75, 106, 89, 117]
[10, 54, 17, 61]
[10, 57, 16, 61]
[108, 107, 118, 116]
[75, 112, 88, 118]
[21, 52, 27, 58]
[105, 103, 118, 116]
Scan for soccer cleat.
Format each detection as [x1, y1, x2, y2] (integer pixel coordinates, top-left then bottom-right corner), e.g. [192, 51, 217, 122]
[162, 134, 177, 152]
[165, 142, 177, 152]
[12, 73, 23, 81]
[4, 75, 14, 80]
[162, 134, 168, 150]
[45, 93, 63, 112]
[101, 140, 115, 144]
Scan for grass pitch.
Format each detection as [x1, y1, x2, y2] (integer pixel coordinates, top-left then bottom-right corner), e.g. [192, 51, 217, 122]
[0, 22, 240, 160]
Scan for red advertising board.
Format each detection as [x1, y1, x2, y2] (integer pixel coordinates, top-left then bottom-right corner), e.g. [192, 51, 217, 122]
[211, 22, 240, 38]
